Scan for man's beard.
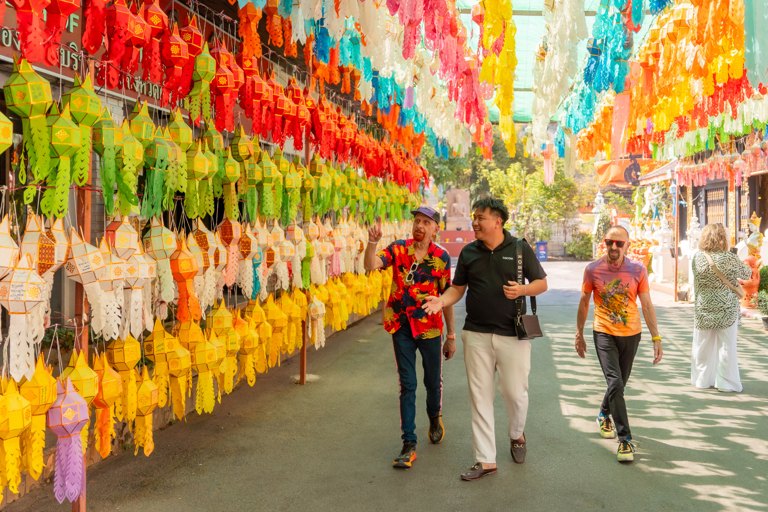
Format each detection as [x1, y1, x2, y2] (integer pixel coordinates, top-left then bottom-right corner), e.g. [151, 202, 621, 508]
[413, 231, 425, 241]
[607, 251, 622, 264]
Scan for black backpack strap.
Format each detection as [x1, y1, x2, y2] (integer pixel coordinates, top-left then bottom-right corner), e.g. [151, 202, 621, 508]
[516, 239, 536, 316]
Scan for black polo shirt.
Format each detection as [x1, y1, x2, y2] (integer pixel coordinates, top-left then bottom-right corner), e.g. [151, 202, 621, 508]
[453, 231, 547, 336]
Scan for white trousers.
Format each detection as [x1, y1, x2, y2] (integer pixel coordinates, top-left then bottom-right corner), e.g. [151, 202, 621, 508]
[691, 322, 742, 392]
[462, 330, 531, 464]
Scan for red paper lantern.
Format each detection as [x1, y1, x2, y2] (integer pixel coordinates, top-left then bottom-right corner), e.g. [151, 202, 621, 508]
[238, 2, 262, 59]
[82, 0, 107, 54]
[15, 0, 50, 63]
[160, 24, 189, 107]
[210, 39, 236, 133]
[178, 14, 203, 101]
[252, 70, 271, 137]
[236, 49, 258, 121]
[98, 0, 132, 89]
[141, 0, 169, 84]
[44, 0, 82, 67]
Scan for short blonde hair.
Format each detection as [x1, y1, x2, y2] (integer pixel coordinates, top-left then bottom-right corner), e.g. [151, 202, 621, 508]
[700, 223, 729, 253]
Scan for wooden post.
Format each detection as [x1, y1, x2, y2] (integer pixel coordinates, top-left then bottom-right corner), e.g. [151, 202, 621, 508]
[299, 133, 311, 385]
[71, 61, 95, 512]
[674, 181, 680, 302]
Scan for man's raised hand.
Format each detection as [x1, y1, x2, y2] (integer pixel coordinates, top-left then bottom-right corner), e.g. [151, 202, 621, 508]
[368, 217, 383, 243]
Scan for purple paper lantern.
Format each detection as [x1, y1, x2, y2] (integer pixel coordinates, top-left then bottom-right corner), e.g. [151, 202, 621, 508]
[46, 378, 89, 504]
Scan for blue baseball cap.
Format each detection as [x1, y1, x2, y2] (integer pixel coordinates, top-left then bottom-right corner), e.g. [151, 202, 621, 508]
[410, 206, 440, 224]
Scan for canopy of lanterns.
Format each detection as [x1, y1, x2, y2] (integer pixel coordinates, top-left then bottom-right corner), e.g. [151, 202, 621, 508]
[546, 0, 768, 191]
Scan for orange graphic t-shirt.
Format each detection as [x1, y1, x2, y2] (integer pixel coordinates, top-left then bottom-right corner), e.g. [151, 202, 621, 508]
[582, 257, 650, 337]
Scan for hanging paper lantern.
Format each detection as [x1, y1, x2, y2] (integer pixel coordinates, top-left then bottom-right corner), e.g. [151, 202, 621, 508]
[252, 70, 271, 136]
[143, 217, 178, 312]
[15, 0, 49, 63]
[222, 148, 241, 220]
[114, 121, 143, 216]
[166, 342, 191, 421]
[264, 0, 283, 47]
[59, 349, 98, 453]
[106, 335, 141, 423]
[92, 353, 122, 460]
[183, 140, 208, 219]
[61, 73, 101, 191]
[133, 366, 158, 456]
[192, 331, 219, 414]
[120, 239, 152, 339]
[40, 103, 81, 219]
[209, 301, 240, 395]
[92, 108, 122, 215]
[82, 0, 107, 54]
[141, 0, 169, 85]
[161, 24, 190, 107]
[238, 0, 263, 58]
[210, 40, 237, 133]
[264, 294, 287, 366]
[4, 58, 52, 203]
[187, 42, 216, 126]
[201, 131, 223, 218]
[218, 218, 242, 288]
[20, 355, 56, 480]
[235, 312, 258, 386]
[192, 219, 217, 312]
[47, 379, 88, 504]
[212, 232, 228, 300]
[44, 0, 82, 66]
[236, 225, 257, 299]
[0, 254, 45, 382]
[178, 14, 204, 101]
[93, 238, 125, 342]
[170, 236, 202, 323]
[64, 228, 106, 334]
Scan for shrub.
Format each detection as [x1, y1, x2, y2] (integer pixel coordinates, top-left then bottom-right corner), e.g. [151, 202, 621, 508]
[565, 232, 594, 260]
[758, 290, 768, 317]
[759, 266, 768, 293]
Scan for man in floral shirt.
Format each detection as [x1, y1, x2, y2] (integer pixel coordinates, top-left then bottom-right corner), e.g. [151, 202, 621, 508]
[364, 206, 455, 469]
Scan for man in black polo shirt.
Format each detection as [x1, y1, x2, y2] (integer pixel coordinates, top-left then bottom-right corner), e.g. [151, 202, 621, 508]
[423, 197, 548, 481]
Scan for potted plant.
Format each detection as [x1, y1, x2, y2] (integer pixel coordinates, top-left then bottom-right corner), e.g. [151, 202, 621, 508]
[759, 267, 768, 330]
[758, 290, 768, 331]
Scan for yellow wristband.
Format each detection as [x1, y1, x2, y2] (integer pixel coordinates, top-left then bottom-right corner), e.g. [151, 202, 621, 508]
[652, 336, 662, 342]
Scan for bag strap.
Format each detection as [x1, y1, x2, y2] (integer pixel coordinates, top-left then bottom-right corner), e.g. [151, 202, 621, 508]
[516, 239, 537, 315]
[702, 252, 742, 296]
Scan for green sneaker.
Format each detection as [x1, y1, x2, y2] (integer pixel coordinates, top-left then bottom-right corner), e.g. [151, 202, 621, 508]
[597, 414, 616, 439]
[617, 440, 635, 462]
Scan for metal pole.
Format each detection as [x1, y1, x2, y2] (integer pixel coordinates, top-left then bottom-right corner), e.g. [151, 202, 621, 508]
[674, 181, 680, 302]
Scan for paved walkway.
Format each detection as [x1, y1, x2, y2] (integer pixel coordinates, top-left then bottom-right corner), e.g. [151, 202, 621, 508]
[9, 262, 768, 511]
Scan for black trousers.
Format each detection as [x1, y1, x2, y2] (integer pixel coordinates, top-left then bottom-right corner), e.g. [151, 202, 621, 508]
[593, 331, 641, 442]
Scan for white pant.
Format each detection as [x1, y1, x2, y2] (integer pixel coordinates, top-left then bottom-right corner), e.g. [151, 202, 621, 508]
[462, 330, 531, 464]
[691, 322, 742, 392]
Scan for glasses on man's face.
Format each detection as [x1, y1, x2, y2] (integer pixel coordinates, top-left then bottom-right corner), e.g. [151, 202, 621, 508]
[405, 262, 418, 284]
[604, 239, 626, 248]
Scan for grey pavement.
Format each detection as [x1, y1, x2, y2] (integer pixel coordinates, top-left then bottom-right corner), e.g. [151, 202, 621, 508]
[9, 261, 768, 511]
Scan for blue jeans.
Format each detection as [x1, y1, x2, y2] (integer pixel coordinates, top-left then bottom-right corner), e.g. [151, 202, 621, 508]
[392, 323, 443, 445]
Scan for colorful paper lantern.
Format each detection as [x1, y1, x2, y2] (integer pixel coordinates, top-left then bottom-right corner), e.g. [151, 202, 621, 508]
[170, 236, 201, 323]
[106, 336, 141, 422]
[20, 354, 57, 480]
[46, 378, 88, 504]
[134, 366, 159, 456]
[92, 353, 121, 460]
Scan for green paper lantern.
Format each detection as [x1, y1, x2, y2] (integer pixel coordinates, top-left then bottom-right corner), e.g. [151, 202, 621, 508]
[61, 73, 100, 127]
[167, 109, 193, 152]
[185, 140, 209, 219]
[187, 42, 216, 124]
[4, 57, 53, 191]
[43, 103, 82, 218]
[0, 112, 13, 156]
[93, 108, 120, 215]
[222, 147, 240, 185]
[128, 101, 155, 149]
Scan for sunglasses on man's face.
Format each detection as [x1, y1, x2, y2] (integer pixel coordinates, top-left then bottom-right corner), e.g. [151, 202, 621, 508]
[604, 239, 626, 248]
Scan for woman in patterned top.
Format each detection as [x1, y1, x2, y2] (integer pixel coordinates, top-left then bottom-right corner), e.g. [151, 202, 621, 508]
[691, 223, 751, 392]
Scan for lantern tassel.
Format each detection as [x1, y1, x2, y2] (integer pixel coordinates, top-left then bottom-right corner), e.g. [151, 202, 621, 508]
[153, 363, 169, 409]
[237, 259, 254, 299]
[93, 405, 115, 460]
[195, 370, 215, 414]
[9, 312, 34, 382]
[134, 414, 154, 457]
[170, 374, 188, 421]
[22, 414, 46, 480]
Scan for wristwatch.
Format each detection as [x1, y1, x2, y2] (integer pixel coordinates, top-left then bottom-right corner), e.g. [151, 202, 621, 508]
[446, 334, 456, 340]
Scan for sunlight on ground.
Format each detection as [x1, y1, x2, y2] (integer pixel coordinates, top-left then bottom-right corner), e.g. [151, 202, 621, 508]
[550, 303, 768, 511]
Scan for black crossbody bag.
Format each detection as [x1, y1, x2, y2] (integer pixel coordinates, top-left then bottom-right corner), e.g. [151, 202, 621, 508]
[515, 239, 543, 340]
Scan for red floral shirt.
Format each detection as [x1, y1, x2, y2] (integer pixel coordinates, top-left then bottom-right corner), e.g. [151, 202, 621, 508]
[378, 239, 451, 339]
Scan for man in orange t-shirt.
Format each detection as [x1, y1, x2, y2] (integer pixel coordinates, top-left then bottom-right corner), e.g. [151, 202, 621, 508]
[575, 226, 663, 463]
